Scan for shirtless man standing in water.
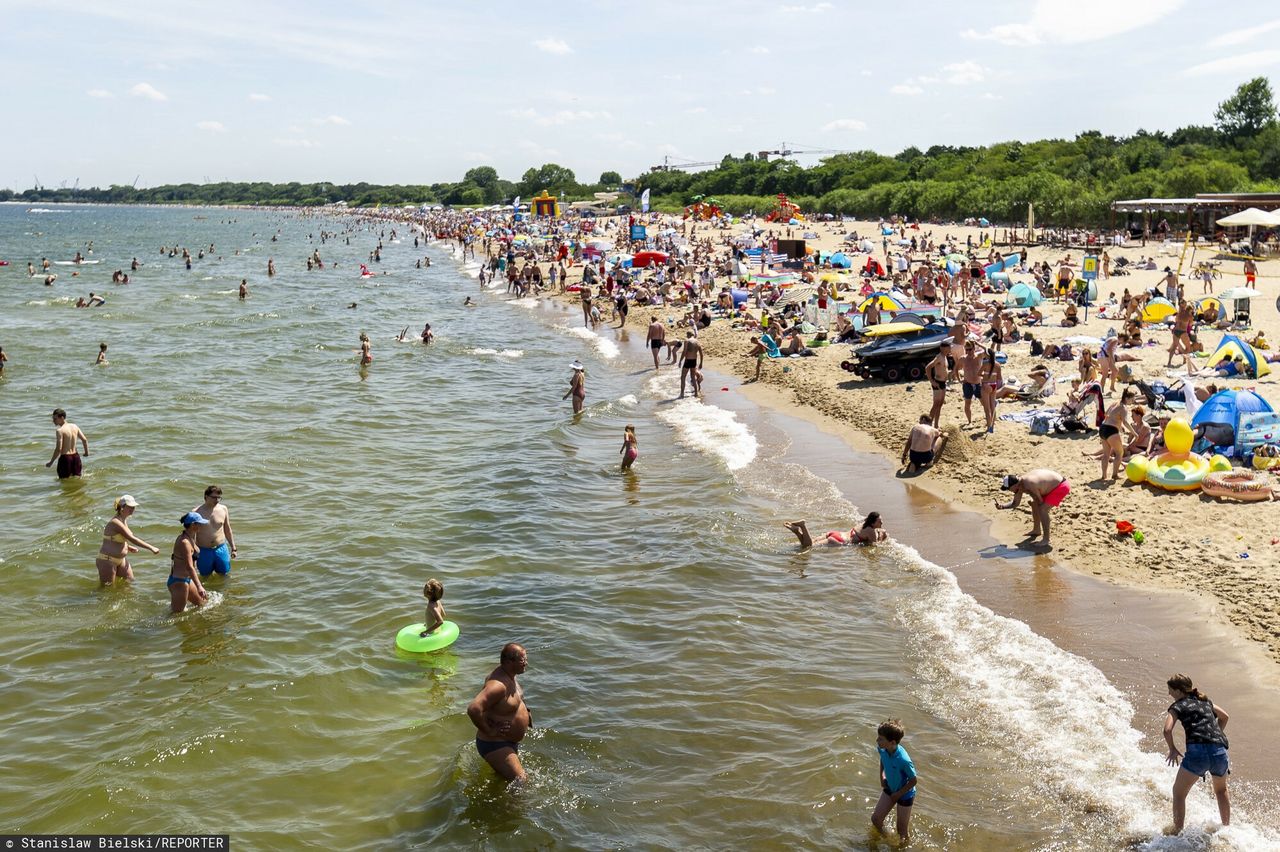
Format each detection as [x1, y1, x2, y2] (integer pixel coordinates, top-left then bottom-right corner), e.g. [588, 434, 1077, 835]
[46, 408, 89, 479]
[680, 332, 703, 398]
[468, 643, 532, 783]
[646, 315, 666, 370]
[192, 485, 237, 577]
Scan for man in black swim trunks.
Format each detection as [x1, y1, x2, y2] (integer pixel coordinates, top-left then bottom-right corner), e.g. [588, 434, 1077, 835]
[467, 643, 532, 783]
[646, 315, 666, 370]
[680, 331, 703, 399]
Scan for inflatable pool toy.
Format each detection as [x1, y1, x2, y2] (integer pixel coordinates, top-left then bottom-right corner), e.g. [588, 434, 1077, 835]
[1208, 454, 1232, 473]
[395, 620, 459, 653]
[1130, 419, 1210, 492]
[1201, 470, 1273, 502]
[1125, 456, 1149, 483]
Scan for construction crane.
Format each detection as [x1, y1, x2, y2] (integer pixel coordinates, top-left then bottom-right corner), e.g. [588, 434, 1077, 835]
[758, 141, 851, 161]
[648, 155, 723, 172]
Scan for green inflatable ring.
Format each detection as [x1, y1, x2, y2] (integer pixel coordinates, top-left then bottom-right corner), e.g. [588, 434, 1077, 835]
[395, 620, 460, 653]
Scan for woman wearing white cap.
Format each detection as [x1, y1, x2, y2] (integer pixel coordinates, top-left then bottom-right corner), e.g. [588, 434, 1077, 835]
[96, 495, 161, 585]
[562, 361, 585, 414]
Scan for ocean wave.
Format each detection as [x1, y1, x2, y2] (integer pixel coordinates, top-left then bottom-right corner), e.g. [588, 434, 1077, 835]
[648, 372, 757, 470]
[470, 347, 524, 359]
[560, 325, 619, 359]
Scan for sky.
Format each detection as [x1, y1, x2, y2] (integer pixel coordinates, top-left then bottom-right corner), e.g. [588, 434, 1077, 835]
[2, 0, 1278, 190]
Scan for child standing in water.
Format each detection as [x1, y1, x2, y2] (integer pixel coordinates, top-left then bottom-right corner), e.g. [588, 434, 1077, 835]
[419, 579, 445, 637]
[620, 424, 638, 471]
[872, 718, 917, 843]
[95, 343, 108, 365]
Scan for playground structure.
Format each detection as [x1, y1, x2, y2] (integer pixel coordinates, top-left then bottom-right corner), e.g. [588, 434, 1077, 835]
[764, 192, 804, 223]
[532, 190, 560, 218]
[683, 195, 723, 220]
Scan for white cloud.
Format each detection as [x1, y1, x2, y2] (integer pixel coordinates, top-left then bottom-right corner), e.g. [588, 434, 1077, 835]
[248, 92, 271, 102]
[750, 46, 771, 54]
[860, 70, 873, 77]
[981, 92, 1004, 101]
[1183, 50, 1280, 77]
[317, 114, 350, 125]
[943, 60, 987, 85]
[534, 37, 572, 55]
[274, 138, 319, 148]
[463, 151, 491, 162]
[822, 118, 867, 132]
[196, 120, 225, 132]
[86, 88, 113, 98]
[780, 2, 832, 11]
[505, 107, 611, 126]
[684, 106, 707, 114]
[890, 83, 924, 96]
[963, 0, 1184, 45]
[1208, 18, 1280, 49]
[129, 82, 168, 101]
[757, 86, 776, 96]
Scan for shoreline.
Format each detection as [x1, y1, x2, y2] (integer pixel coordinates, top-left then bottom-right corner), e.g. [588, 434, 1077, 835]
[465, 214, 1280, 670]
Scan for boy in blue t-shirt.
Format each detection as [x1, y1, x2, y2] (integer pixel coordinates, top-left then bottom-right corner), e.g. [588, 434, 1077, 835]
[872, 719, 917, 842]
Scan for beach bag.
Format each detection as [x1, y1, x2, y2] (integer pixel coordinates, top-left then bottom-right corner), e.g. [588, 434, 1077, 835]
[1030, 415, 1053, 436]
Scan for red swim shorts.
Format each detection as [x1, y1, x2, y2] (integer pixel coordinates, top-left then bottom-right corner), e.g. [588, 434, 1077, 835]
[1042, 479, 1071, 508]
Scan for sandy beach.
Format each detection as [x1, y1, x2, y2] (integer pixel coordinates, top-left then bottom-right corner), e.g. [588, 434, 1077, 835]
[512, 213, 1280, 664]
[687, 218, 1280, 662]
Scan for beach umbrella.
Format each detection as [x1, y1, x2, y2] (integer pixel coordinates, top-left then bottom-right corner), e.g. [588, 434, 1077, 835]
[1215, 208, 1280, 227]
[857, 291, 908, 311]
[829, 251, 852, 269]
[1214, 287, 1262, 301]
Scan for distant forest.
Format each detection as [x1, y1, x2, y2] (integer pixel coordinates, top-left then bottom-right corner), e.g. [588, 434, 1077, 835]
[6, 79, 1278, 227]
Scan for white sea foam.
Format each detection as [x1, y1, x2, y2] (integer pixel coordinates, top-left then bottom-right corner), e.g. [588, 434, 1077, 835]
[561, 325, 619, 359]
[26, 207, 61, 213]
[470, 347, 524, 359]
[510, 297, 539, 309]
[648, 373, 757, 470]
[890, 540, 1280, 849]
[617, 394, 638, 406]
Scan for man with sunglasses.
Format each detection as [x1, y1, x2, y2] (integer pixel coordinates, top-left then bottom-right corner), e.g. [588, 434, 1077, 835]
[193, 485, 238, 577]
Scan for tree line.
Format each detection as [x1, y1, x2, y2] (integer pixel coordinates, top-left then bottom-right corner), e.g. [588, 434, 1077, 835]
[5, 79, 1277, 226]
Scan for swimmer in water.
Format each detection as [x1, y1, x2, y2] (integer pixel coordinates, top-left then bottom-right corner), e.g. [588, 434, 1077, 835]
[359, 332, 372, 365]
[784, 513, 888, 549]
[419, 578, 445, 637]
[95, 343, 108, 366]
[463, 296, 475, 307]
[395, 327, 410, 342]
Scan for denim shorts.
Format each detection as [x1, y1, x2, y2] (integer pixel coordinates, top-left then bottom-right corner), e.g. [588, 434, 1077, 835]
[1181, 743, 1229, 778]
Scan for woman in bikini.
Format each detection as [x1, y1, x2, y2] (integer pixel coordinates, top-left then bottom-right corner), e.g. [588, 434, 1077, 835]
[96, 495, 161, 584]
[980, 348, 1003, 434]
[1094, 387, 1136, 480]
[168, 512, 209, 614]
[784, 512, 889, 549]
[620, 424, 638, 471]
[1078, 348, 1097, 385]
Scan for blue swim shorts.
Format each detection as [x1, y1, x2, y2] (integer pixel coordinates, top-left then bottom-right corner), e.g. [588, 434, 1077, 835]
[962, 382, 981, 400]
[882, 786, 916, 807]
[1181, 743, 1229, 778]
[197, 541, 232, 576]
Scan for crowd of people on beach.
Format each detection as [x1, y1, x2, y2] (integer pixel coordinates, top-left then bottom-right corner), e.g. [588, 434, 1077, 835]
[9, 200, 1263, 841]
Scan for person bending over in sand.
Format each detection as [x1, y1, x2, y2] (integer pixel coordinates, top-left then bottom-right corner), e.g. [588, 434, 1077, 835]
[901, 415, 946, 474]
[784, 513, 888, 549]
[746, 336, 767, 382]
[995, 469, 1068, 549]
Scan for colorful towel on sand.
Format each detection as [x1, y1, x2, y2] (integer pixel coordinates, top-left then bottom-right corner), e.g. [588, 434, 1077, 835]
[997, 408, 1057, 425]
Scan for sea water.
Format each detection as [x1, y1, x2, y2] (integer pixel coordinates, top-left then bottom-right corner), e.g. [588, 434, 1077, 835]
[0, 203, 1277, 850]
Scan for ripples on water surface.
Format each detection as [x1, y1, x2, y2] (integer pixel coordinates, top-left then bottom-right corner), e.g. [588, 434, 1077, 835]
[0, 205, 1277, 850]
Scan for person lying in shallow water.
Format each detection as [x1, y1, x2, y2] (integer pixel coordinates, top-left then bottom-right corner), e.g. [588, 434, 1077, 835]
[784, 513, 888, 549]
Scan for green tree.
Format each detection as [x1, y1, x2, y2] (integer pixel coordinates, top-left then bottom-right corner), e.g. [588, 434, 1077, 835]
[599, 170, 622, 186]
[1215, 77, 1278, 142]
